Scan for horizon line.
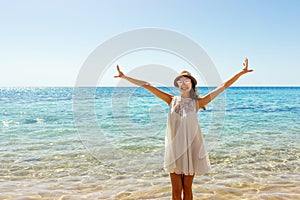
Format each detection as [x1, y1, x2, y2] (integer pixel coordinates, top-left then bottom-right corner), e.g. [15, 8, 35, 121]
[1, 85, 300, 89]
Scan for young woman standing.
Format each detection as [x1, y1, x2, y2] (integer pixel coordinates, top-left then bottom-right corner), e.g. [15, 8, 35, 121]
[114, 58, 253, 200]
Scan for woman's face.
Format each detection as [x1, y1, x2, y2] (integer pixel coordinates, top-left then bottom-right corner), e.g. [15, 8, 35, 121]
[177, 77, 192, 93]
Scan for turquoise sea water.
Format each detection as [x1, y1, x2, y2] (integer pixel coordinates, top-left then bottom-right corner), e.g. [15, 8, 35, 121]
[0, 87, 299, 199]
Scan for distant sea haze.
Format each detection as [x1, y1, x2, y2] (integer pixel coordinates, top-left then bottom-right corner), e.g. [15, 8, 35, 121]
[1, 87, 299, 199]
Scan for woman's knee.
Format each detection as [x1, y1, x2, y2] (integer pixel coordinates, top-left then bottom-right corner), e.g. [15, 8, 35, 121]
[183, 175, 194, 191]
[183, 182, 192, 192]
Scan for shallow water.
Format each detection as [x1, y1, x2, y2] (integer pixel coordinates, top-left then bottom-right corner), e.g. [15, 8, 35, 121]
[0, 87, 299, 199]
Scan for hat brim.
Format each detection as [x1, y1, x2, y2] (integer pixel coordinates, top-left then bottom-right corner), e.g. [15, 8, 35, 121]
[174, 75, 197, 87]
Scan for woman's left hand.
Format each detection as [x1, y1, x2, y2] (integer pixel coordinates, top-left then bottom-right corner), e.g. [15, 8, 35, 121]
[241, 58, 254, 74]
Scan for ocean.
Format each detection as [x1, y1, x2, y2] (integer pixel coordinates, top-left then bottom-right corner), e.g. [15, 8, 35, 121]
[0, 87, 299, 200]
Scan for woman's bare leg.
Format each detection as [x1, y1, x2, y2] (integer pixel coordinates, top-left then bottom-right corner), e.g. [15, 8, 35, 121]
[170, 173, 183, 200]
[183, 174, 195, 200]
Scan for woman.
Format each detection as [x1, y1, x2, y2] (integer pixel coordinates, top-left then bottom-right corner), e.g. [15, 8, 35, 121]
[114, 58, 253, 200]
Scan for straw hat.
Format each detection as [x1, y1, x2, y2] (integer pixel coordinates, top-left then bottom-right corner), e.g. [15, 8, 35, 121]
[174, 71, 197, 87]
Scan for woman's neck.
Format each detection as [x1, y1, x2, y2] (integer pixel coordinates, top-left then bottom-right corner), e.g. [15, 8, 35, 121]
[181, 92, 190, 98]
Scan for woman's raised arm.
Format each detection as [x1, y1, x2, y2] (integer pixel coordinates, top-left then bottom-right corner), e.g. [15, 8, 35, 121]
[198, 58, 253, 108]
[114, 65, 173, 105]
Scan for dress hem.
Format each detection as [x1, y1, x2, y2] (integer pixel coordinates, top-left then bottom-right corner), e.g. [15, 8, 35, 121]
[164, 167, 211, 176]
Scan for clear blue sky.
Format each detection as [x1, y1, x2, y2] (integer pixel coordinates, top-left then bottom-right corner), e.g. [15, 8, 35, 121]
[1, 0, 299, 87]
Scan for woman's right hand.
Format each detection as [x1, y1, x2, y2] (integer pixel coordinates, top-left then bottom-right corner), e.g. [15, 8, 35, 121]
[114, 65, 125, 78]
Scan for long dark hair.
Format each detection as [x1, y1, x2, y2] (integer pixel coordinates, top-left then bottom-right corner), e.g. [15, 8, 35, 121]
[190, 82, 206, 110]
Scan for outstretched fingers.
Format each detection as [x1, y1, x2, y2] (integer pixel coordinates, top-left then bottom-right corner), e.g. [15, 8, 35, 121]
[242, 58, 253, 73]
[114, 65, 124, 78]
[245, 57, 248, 67]
[243, 57, 248, 69]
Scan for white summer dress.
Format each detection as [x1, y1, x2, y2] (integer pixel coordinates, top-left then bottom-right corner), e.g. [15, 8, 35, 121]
[164, 96, 211, 175]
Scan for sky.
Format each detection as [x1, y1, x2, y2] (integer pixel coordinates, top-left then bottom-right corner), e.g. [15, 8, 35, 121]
[0, 0, 300, 87]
